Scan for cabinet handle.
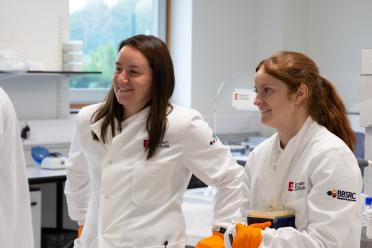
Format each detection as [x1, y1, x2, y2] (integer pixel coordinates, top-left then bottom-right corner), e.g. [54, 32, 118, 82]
[31, 201, 37, 206]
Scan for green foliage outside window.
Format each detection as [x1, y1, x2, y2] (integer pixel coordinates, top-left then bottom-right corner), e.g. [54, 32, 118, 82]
[69, 0, 153, 89]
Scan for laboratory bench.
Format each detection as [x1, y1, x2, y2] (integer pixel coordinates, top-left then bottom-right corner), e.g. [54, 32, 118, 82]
[27, 167, 77, 248]
[26, 166, 372, 247]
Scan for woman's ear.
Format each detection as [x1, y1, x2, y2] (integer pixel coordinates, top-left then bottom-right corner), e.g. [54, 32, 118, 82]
[295, 83, 310, 104]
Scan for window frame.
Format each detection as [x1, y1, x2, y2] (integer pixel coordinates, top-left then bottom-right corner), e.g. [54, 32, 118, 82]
[69, 0, 167, 106]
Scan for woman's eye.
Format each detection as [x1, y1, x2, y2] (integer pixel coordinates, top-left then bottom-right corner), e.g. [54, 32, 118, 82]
[262, 87, 272, 96]
[128, 70, 140, 76]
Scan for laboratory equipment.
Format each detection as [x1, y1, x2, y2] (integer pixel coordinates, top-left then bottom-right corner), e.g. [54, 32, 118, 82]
[213, 72, 260, 136]
[31, 146, 67, 169]
[358, 158, 372, 177]
[365, 197, 372, 239]
[31, 146, 50, 164]
[212, 72, 274, 164]
[40, 155, 67, 170]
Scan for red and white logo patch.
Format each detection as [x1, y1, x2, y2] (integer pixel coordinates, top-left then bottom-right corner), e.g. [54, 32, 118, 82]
[288, 181, 305, 192]
[288, 181, 294, 192]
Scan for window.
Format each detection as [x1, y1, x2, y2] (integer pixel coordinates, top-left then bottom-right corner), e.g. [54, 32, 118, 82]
[68, 0, 166, 104]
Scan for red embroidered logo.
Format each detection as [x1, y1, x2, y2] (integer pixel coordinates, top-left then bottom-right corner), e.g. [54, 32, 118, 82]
[288, 181, 294, 191]
[288, 181, 306, 192]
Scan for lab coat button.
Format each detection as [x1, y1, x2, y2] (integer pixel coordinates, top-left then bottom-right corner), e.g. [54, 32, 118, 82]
[105, 161, 112, 167]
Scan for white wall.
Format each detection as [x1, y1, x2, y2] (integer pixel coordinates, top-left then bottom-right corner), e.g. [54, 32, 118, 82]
[169, 0, 192, 107]
[0, 0, 74, 232]
[0, 0, 69, 70]
[307, 0, 372, 112]
[170, 0, 372, 134]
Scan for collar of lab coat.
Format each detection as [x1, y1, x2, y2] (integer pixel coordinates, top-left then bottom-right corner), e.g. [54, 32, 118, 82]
[278, 116, 315, 153]
[272, 116, 316, 166]
[264, 116, 316, 208]
[89, 106, 151, 146]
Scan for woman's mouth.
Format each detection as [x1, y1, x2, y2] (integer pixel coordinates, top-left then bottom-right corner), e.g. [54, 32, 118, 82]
[117, 87, 134, 92]
[260, 108, 271, 113]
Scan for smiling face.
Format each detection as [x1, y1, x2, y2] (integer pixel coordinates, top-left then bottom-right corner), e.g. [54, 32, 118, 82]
[112, 45, 153, 118]
[254, 68, 300, 131]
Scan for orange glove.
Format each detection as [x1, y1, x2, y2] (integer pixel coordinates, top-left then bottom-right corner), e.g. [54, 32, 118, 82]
[77, 225, 84, 238]
[195, 231, 224, 248]
[232, 222, 271, 248]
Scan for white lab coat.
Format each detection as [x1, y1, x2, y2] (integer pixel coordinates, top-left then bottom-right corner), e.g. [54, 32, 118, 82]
[65, 103, 243, 248]
[0, 87, 34, 248]
[241, 117, 362, 248]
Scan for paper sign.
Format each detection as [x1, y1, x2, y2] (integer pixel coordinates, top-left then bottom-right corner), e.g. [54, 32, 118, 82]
[232, 88, 258, 111]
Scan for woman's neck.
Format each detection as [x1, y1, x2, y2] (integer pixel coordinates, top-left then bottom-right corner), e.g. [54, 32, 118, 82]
[278, 113, 309, 148]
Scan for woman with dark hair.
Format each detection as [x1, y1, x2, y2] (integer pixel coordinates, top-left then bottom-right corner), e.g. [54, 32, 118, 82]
[64, 34, 242, 248]
[230, 51, 362, 248]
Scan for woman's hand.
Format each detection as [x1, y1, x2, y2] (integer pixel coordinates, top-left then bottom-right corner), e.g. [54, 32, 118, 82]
[77, 225, 84, 238]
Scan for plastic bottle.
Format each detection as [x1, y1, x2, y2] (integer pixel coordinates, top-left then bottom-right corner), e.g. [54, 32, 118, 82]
[365, 196, 372, 239]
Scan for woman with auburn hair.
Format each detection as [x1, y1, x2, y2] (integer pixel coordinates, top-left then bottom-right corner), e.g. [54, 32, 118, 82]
[229, 51, 362, 248]
[64, 34, 242, 248]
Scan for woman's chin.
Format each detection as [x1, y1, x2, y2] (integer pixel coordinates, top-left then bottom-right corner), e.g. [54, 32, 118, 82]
[260, 116, 274, 128]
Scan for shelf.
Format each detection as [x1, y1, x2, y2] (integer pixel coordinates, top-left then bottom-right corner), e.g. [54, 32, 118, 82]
[0, 70, 102, 120]
[0, 70, 101, 80]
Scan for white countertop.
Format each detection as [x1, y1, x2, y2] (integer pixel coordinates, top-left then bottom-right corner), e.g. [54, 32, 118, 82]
[26, 166, 66, 180]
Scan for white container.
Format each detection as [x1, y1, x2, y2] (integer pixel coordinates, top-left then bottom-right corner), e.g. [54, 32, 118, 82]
[62, 40, 83, 52]
[62, 52, 83, 62]
[365, 196, 372, 239]
[182, 187, 216, 246]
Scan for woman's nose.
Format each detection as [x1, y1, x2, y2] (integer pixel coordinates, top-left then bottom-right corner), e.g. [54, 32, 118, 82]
[118, 70, 128, 83]
[253, 94, 262, 106]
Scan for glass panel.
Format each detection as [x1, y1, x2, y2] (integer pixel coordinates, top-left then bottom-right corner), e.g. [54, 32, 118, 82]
[69, 0, 154, 89]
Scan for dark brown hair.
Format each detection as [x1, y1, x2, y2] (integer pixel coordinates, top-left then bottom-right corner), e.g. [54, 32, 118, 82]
[256, 51, 355, 151]
[91, 35, 174, 159]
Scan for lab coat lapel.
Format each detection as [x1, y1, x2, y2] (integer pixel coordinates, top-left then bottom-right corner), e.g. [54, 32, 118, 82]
[110, 107, 150, 148]
[89, 118, 114, 150]
[264, 117, 313, 209]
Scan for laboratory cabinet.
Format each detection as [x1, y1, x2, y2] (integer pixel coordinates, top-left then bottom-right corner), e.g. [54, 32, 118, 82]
[30, 187, 41, 248]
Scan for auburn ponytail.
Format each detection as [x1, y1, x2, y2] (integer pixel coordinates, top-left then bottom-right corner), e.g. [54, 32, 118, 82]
[309, 77, 355, 151]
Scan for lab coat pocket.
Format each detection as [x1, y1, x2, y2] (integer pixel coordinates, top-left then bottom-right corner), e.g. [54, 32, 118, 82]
[131, 161, 176, 206]
[142, 240, 184, 248]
